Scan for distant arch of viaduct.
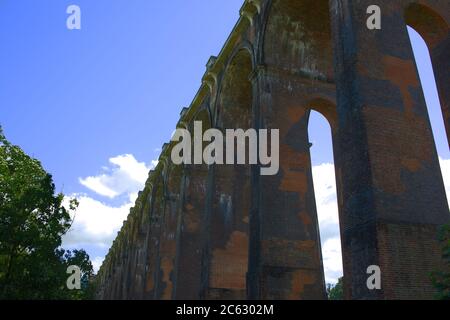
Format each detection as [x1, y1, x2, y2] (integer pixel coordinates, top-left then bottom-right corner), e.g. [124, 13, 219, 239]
[96, 0, 449, 300]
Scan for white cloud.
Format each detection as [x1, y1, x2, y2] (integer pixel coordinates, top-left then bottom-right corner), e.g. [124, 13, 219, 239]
[65, 155, 449, 281]
[312, 163, 343, 284]
[62, 193, 138, 248]
[91, 256, 105, 273]
[322, 237, 343, 284]
[78, 177, 119, 199]
[439, 157, 450, 206]
[79, 154, 155, 199]
[63, 154, 158, 271]
[150, 159, 159, 169]
[312, 163, 340, 239]
[312, 158, 450, 284]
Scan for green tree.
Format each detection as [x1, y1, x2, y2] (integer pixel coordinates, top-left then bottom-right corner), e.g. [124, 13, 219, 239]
[327, 277, 344, 300]
[64, 249, 95, 299]
[431, 224, 450, 300]
[0, 126, 94, 299]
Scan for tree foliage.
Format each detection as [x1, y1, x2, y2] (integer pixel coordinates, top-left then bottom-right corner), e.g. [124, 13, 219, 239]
[431, 224, 450, 300]
[0, 127, 94, 299]
[327, 277, 344, 300]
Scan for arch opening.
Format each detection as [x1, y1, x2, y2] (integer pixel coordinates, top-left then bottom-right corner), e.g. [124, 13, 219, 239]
[406, 20, 449, 203]
[307, 106, 343, 298]
[405, 3, 449, 151]
[208, 49, 253, 299]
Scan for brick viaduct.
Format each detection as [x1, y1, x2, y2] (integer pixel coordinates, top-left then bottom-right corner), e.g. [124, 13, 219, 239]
[95, 0, 450, 300]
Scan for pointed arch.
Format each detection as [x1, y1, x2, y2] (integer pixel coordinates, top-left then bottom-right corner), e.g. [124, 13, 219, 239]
[405, 2, 450, 146]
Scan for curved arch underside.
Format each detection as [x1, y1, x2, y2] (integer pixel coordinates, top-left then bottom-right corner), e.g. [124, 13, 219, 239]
[263, 0, 334, 81]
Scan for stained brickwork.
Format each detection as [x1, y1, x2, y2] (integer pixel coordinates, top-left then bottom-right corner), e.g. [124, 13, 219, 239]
[95, 0, 450, 300]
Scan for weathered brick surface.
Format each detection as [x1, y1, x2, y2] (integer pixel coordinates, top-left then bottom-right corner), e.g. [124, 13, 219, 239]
[96, 0, 449, 300]
[377, 222, 445, 299]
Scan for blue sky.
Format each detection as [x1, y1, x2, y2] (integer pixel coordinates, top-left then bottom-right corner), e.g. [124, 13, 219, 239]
[1, 1, 448, 283]
[0, 0, 244, 196]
